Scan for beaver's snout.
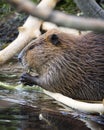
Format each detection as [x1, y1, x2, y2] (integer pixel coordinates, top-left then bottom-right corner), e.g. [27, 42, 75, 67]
[18, 53, 22, 63]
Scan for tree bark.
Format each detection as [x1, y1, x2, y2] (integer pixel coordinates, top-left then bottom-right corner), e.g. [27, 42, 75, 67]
[74, 0, 104, 19]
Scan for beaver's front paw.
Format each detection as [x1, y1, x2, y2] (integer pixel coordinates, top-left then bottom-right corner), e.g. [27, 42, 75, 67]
[20, 73, 37, 86]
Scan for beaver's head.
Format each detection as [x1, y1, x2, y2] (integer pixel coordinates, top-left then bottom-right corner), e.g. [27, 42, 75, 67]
[18, 29, 76, 74]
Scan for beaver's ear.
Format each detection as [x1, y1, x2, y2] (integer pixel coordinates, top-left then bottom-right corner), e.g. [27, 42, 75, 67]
[50, 34, 60, 45]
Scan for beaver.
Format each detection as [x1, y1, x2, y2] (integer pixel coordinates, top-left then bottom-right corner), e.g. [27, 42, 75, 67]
[18, 29, 104, 101]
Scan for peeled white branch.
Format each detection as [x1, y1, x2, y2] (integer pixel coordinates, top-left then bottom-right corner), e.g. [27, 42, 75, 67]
[44, 90, 104, 114]
[0, 0, 58, 64]
[42, 22, 89, 35]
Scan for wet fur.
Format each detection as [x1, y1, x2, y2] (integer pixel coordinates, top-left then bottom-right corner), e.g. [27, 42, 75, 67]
[19, 29, 104, 101]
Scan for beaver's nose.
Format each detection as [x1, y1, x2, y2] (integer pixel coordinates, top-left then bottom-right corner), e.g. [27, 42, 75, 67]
[18, 55, 22, 62]
[18, 49, 25, 63]
[18, 52, 23, 63]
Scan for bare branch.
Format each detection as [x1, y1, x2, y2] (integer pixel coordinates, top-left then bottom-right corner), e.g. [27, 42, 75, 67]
[42, 22, 82, 35]
[7, 0, 104, 32]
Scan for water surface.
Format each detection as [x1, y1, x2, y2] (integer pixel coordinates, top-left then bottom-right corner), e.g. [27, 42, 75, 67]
[0, 62, 104, 130]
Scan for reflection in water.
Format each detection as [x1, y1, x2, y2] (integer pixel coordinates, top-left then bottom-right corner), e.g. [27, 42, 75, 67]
[0, 90, 104, 130]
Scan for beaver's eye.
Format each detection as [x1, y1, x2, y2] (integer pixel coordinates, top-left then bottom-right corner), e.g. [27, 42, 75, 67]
[50, 34, 60, 46]
[29, 45, 35, 50]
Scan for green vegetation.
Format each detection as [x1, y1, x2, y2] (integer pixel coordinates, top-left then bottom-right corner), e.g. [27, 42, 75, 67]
[56, 0, 78, 14]
[0, 0, 12, 18]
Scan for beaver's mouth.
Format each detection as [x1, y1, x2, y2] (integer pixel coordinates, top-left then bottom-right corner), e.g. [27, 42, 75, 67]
[27, 67, 38, 76]
[21, 61, 33, 73]
[22, 60, 38, 75]
[27, 67, 34, 73]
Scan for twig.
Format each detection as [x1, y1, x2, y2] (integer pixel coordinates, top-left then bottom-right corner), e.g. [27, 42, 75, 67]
[0, 81, 42, 91]
[0, 81, 17, 90]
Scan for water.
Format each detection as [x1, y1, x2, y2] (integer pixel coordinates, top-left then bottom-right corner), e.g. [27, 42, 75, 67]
[0, 62, 104, 130]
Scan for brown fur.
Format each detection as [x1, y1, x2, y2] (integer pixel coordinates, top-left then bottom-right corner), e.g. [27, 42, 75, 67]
[19, 29, 104, 101]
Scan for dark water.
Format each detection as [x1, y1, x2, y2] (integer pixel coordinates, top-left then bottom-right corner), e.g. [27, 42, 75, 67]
[0, 70, 104, 130]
